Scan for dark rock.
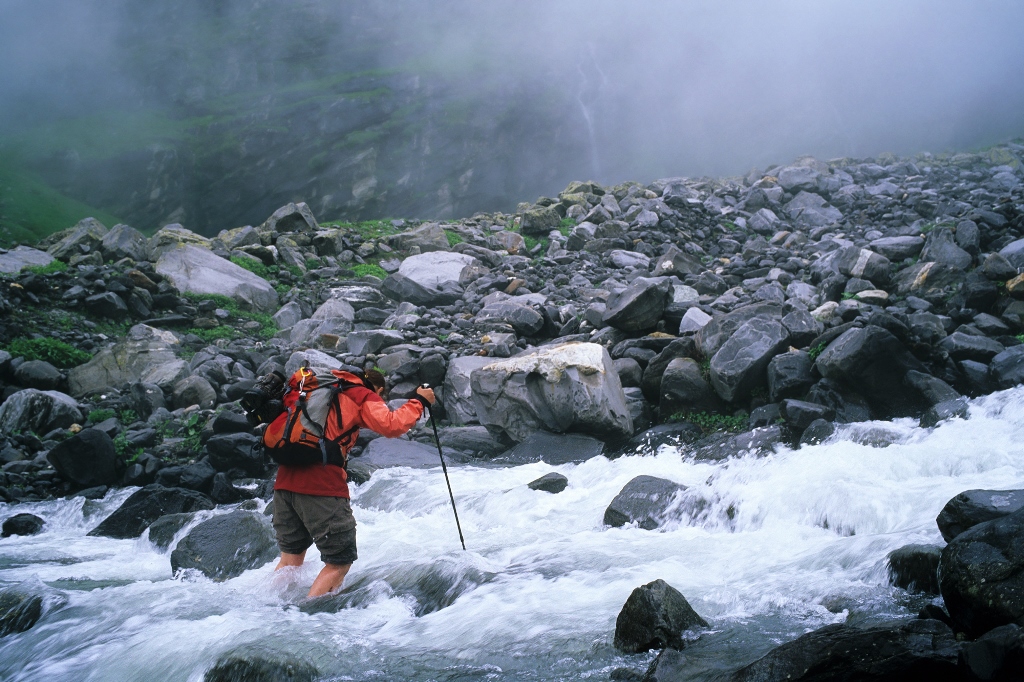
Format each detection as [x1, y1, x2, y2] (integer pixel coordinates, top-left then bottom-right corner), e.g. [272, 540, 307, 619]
[696, 303, 783, 359]
[129, 382, 166, 421]
[170, 510, 278, 581]
[88, 484, 214, 538]
[13, 360, 61, 391]
[692, 425, 786, 461]
[939, 507, 1024, 637]
[617, 422, 704, 457]
[938, 332, 1004, 363]
[767, 351, 815, 402]
[211, 411, 252, 434]
[360, 437, 441, 469]
[888, 544, 942, 594]
[85, 292, 129, 320]
[833, 245, 892, 286]
[528, 472, 569, 494]
[781, 399, 835, 430]
[904, 370, 960, 406]
[729, 619, 959, 681]
[502, 431, 605, 464]
[990, 346, 1024, 390]
[659, 358, 720, 418]
[800, 418, 835, 445]
[936, 489, 1024, 543]
[921, 227, 973, 269]
[958, 624, 1024, 682]
[1, 513, 44, 537]
[438, 426, 508, 458]
[346, 329, 405, 356]
[179, 457, 217, 493]
[46, 428, 119, 488]
[172, 376, 217, 410]
[381, 272, 462, 307]
[749, 402, 782, 428]
[613, 579, 708, 653]
[0, 585, 43, 638]
[210, 473, 245, 504]
[869, 235, 925, 261]
[920, 398, 970, 428]
[604, 475, 685, 529]
[781, 310, 823, 347]
[641, 337, 697, 403]
[147, 512, 196, 550]
[615, 357, 644, 388]
[475, 302, 544, 336]
[805, 378, 872, 423]
[72, 485, 109, 500]
[710, 317, 790, 402]
[205, 433, 262, 476]
[203, 649, 320, 682]
[603, 277, 672, 332]
[895, 262, 966, 301]
[815, 325, 927, 418]
[0, 388, 81, 434]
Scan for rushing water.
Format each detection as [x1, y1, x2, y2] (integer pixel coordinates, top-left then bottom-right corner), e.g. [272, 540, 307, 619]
[2, 388, 1024, 681]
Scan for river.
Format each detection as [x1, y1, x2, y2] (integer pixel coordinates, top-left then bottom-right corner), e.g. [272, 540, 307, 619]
[2, 388, 1023, 681]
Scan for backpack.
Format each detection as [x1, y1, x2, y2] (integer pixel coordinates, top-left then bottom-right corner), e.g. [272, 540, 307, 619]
[261, 366, 367, 468]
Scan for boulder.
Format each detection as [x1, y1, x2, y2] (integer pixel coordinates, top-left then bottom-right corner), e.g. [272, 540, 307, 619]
[990, 346, 1024, 390]
[260, 202, 319, 233]
[398, 251, 478, 289]
[205, 433, 263, 476]
[603, 278, 672, 332]
[519, 205, 561, 236]
[613, 579, 708, 654]
[100, 224, 149, 262]
[999, 238, 1024, 270]
[781, 399, 835, 430]
[659, 358, 720, 417]
[728, 619, 958, 681]
[13, 360, 61, 391]
[767, 351, 815, 402]
[470, 343, 633, 442]
[832, 245, 892, 286]
[475, 302, 544, 336]
[46, 428, 119, 487]
[604, 475, 686, 530]
[640, 338, 698, 403]
[438, 426, 508, 458]
[678, 307, 712, 335]
[0, 389, 81, 434]
[203, 648, 320, 682]
[85, 292, 129, 320]
[500, 431, 605, 465]
[939, 507, 1024, 637]
[179, 458, 217, 494]
[346, 329, 405, 356]
[442, 356, 493, 425]
[936, 489, 1024, 543]
[938, 332, 1004, 363]
[958, 624, 1024, 682]
[696, 304, 782, 358]
[172, 376, 216, 410]
[0, 584, 44, 638]
[326, 285, 390, 311]
[88, 484, 214, 538]
[156, 245, 278, 313]
[1, 513, 44, 538]
[887, 544, 941, 594]
[528, 473, 569, 494]
[709, 318, 790, 403]
[390, 222, 450, 252]
[170, 511, 278, 580]
[869, 236, 925, 261]
[920, 227, 972, 269]
[272, 301, 306, 330]
[380, 272, 463, 307]
[68, 324, 189, 397]
[651, 247, 703, 277]
[784, 191, 843, 227]
[777, 165, 821, 192]
[815, 325, 927, 418]
[360, 437, 440, 469]
[148, 224, 213, 259]
[0, 246, 55, 274]
[48, 217, 108, 261]
[895, 261, 966, 300]
[147, 513, 196, 550]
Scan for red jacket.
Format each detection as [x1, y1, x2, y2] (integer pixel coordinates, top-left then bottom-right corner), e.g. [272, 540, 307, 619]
[274, 385, 425, 498]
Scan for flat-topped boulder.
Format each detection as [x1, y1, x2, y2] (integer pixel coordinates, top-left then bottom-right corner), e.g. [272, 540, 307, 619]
[156, 245, 278, 313]
[68, 324, 190, 397]
[0, 246, 55, 274]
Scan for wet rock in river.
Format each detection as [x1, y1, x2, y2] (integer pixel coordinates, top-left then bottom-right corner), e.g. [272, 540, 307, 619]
[171, 510, 278, 581]
[887, 544, 941, 595]
[527, 472, 568, 493]
[88, 484, 215, 538]
[613, 578, 707, 653]
[604, 475, 686, 530]
[936, 489, 1024, 543]
[1, 513, 44, 538]
[204, 647, 320, 682]
[46, 428, 120, 488]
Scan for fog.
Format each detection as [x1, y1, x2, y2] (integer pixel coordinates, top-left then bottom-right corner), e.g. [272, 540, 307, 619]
[2, 0, 1023, 213]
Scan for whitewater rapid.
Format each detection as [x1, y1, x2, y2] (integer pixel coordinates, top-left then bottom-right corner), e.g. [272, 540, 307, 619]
[2, 387, 1023, 681]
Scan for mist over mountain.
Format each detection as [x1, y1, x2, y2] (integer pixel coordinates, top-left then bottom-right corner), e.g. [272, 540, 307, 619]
[1, 0, 1023, 238]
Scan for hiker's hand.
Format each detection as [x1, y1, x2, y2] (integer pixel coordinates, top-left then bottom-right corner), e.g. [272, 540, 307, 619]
[416, 386, 436, 405]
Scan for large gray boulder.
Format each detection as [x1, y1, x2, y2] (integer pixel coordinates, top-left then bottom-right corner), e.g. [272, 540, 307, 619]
[815, 325, 926, 418]
[380, 272, 463, 307]
[100, 224, 149, 262]
[89, 484, 214, 538]
[398, 251, 478, 289]
[260, 202, 319, 233]
[613, 579, 708, 653]
[990, 346, 1024, 390]
[604, 475, 686, 529]
[470, 343, 633, 442]
[784, 191, 842, 226]
[659, 358, 720, 417]
[170, 511, 278, 581]
[46, 428, 119, 488]
[920, 227, 972, 269]
[442, 356, 493, 425]
[603, 278, 672, 332]
[390, 222, 450, 252]
[0, 389, 81, 433]
[869, 236, 925, 261]
[475, 302, 544, 336]
[147, 224, 213, 260]
[289, 297, 354, 346]
[156, 245, 278, 313]
[204, 648, 320, 682]
[48, 217, 108, 261]
[326, 285, 390, 310]
[284, 349, 341, 376]
[68, 324, 189, 397]
[360, 437, 439, 469]
[709, 318, 790, 403]
[0, 246, 55, 274]
[939, 507, 1024, 637]
[936, 489, 1024, 542]
[696, 303, 782, 358]
[346, 329, 404, 356]
[500, 431, 605, 465]
[833, 245, 892, 286]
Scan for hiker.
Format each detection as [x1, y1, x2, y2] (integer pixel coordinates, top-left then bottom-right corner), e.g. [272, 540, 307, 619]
[268, 368, 434, 597]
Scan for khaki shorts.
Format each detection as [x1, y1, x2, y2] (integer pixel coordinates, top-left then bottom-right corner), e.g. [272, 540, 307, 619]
[272, 490, 358, 565]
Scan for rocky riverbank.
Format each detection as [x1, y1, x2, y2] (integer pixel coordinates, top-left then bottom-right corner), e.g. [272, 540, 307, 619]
[2, 142, 1024, 680]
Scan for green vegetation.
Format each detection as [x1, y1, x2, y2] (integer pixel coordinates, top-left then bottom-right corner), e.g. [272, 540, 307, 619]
[181, 413, 206, 454]
[305, 258, 322, 270]
[24, 260, 68, 276]
[87, 409, 117, 424]
[119, 409, 139, 425]
[523, 235, 549, 254]
[559, 217, 576, 230]
[181, 292, 278, 340]
[230, 256, 272, 279]
[808, 342, 827, 360]
[444, 229, 464, 247]
[351, 263, 387, 279]
[669, 411, 749, 433]
[4, 337, 92, 368]
[113, 431, 143, 462]
[322, 219, 399, 241]
[841, 292, 857, 301]
[1017, 334, 1024, 344]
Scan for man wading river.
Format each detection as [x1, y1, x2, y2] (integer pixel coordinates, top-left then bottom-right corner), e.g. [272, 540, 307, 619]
[272, 370, 435, 597]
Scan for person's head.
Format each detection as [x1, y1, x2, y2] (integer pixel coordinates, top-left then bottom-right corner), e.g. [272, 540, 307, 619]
[364, 369, 386, 397]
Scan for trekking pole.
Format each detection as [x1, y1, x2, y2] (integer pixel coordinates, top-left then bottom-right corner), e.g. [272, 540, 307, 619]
[422, 384, 466, 551]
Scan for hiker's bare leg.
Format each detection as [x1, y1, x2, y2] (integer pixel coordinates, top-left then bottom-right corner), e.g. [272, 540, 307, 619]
[276, 551, 305, 569]
[308, 563, 351, 597]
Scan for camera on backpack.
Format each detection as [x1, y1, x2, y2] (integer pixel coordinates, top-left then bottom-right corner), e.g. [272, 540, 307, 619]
[241, 370, 287, 426]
